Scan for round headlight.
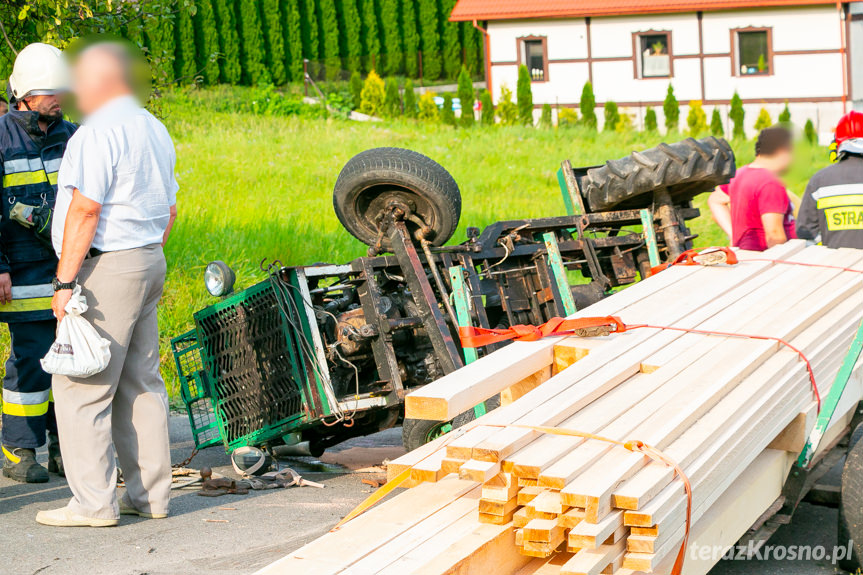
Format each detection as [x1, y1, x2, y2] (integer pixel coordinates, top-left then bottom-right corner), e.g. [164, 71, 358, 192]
[204, 261, 236, 297]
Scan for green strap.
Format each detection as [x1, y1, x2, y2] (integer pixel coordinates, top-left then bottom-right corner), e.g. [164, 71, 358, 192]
[798, 317, 863, 468]
[640, 209, 661, 268]
[448, 265, 485, 418]
[543, 232, 578, 317]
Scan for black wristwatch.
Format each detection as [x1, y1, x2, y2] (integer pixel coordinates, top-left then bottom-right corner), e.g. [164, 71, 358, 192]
[52, 276, 77, 292]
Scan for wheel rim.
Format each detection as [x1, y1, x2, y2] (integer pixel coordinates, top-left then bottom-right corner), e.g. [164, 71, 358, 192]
[425, 421, 453, 442]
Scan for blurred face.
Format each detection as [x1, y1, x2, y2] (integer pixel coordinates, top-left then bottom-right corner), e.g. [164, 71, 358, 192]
[21, 94, 63, 122]
[72, 55, 105, 117]
[0, 101, 7, 116]
[774, 147, 794, 176]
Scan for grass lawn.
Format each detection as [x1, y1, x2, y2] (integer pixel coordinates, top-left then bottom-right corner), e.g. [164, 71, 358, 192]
[0, 91, 831, 401]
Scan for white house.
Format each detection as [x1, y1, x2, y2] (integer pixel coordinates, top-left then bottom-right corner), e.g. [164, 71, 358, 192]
[450, 0, 863, 139]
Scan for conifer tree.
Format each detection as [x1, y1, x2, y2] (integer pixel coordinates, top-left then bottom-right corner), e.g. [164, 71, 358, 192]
[579, 81, 597, 130]
[663, 84, 680, 132]
[539, 104, 552, 129]
[457, 66, 474, 127]
[174, 3, 197, 84]
[379, 0, 402, 75]
[417, 0, 442, 80]
[479, 89, 494, 125]
[687, 100, 707, 136]
[440, 0, 461, 79]
[193, 0, 220, 85]
[360, 70, 386, 115]
[300, 0, 320, 63]
[778, 102, 791, 125]
[144, 7, 176, 84]
[259, 0, 287, 84]
[804, 119, 817, 144]
[517, 65, 533, 126]
[604, 101, 620, 132]
[710, 108, 724, 137]
[754, 108, 773, 132]
[384, 77, 401, 117]
[729, 91, 745, 139]
[283, 0, 304, 82]
[401, 0, 420, 77]
[350, 70, 364, 108]
[212, 0, 242, 84]
[644, 107, 658, 132]
[318, 0, 341, 79]
[462, 22, 480, 75]
[338, 0, 363, 72]
[361, 0, 382, 73]
[403, 78, 417, 117]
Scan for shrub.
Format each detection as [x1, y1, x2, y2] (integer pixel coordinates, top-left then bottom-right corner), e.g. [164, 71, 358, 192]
[497, 84, 517, 125]
[754, 108, 773, 132]
[350, 71, 363, 109]
[299, 0, 319, 64]
[360, 0, 381, 73]
[580, 81, 597, 130]
[403, 79, 417, 118]
[517, 65, 534, 126]
[441, 0, 461, 79]
[539, 104, 552, 129]
[174, 4, 197, 84]
[418, 91, 438, 121]
[557, 108, 578, 128]
[778, 102, 791, 125]
[283, 0, 304, 82]
[380, 0, 402, 75]
[340, 0, 363, 72]
[644, 107, 657, 132]
[603, 101, 620, 132]
[804, 119, 818, 144]
[710, 108, 724, 137]
[441, 94, 457, 126]
[383, 77, 401, 117]
[418, 0, 442, 80]
[616, 113, 633, 133]
[663, 84, 679, 132]
[359, 70, 385, 115]
[212, 0, 241, 84]
[319, 0, 341, 80]
[457, 67, 475, 127]
[402, 0, 420, 77]
[687, 100, 708, 136]
[192, 0, 221, 85]
[730, 91, 745, 139]
[479, 89, 494, 125]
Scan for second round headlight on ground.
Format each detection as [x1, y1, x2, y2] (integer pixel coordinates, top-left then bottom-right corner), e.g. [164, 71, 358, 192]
[204, 260, 236, 297]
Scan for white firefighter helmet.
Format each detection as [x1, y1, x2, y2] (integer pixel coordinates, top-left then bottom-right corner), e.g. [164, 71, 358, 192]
[8, 43, 71, 101]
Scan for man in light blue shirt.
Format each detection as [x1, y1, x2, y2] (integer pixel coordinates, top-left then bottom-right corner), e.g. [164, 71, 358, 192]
[37, 41, 178, 528]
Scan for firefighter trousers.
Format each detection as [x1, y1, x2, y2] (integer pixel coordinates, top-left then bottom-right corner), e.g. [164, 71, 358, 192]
[2, 320, 57, 450]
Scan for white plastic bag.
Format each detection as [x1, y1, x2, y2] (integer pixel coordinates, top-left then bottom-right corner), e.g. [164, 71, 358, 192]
[41, 285, 111, 377]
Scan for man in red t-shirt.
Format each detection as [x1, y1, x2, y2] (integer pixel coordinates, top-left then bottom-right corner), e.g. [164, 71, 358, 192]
[708, 126, 797, 251]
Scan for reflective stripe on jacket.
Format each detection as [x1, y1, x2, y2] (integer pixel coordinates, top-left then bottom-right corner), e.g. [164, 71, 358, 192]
[0, 109, 77, 322]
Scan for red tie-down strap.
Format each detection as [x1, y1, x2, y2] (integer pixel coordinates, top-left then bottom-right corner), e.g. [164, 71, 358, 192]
[459, 316, 821, 412]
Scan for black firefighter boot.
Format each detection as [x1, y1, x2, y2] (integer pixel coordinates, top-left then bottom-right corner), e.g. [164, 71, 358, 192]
[47, 434, 64, 476]
[2, 446, 49, 483]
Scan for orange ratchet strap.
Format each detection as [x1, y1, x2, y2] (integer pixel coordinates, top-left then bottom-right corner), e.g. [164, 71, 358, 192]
[459, 316, 821, 412]
[459, 316, 626, 348]
[650, 247, 738, 276]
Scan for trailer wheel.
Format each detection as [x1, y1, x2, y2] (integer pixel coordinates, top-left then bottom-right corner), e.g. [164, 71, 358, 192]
[580, 137, 736, 211]
[838, 422, 863, 571]
[333, 147, 461, 253]
[401, 396, 501, 453]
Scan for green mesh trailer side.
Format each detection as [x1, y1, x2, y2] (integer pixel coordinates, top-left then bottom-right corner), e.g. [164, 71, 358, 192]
[171, 330, 223, 449]
[192, 279, 315, 451]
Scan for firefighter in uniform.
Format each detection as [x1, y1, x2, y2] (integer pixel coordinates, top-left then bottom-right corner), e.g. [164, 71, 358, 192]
[1, 43, 76, 483]
[797, 111, 863, 248]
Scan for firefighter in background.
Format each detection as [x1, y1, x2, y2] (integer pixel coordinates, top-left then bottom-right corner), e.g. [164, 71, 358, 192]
[1, 43, 76, 483]
[797, 111, 863, 248]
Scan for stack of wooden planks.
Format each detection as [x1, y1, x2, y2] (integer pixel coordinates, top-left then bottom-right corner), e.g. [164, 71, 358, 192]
[256, 241, 863, 575]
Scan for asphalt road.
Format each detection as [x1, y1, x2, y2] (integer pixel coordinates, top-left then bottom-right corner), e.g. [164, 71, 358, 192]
[0, 416, 852, 575]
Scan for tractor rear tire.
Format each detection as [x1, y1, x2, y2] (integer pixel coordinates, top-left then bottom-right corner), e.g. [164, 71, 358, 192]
[838, 422, 863, 571]
[333, 147, 461, 253]
[580, 137, 736, 211]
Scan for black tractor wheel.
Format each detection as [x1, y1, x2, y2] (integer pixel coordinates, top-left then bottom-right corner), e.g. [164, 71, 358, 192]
[333, 147, 461, 253]
[580, 137, 736, 212]
[401, 395, 500, 453]
[838, 422, 863, 571]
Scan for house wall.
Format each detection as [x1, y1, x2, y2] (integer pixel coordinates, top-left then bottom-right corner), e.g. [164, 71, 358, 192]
[486, 5, 848, 140]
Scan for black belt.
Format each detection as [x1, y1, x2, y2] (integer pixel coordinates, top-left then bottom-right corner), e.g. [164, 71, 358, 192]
[87, 248, 105, 259]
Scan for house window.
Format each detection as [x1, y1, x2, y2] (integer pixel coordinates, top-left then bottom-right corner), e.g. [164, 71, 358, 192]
[635, 32, 672, 78]
[518, 37, 548, 82]
[734, 28, 772, 76]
